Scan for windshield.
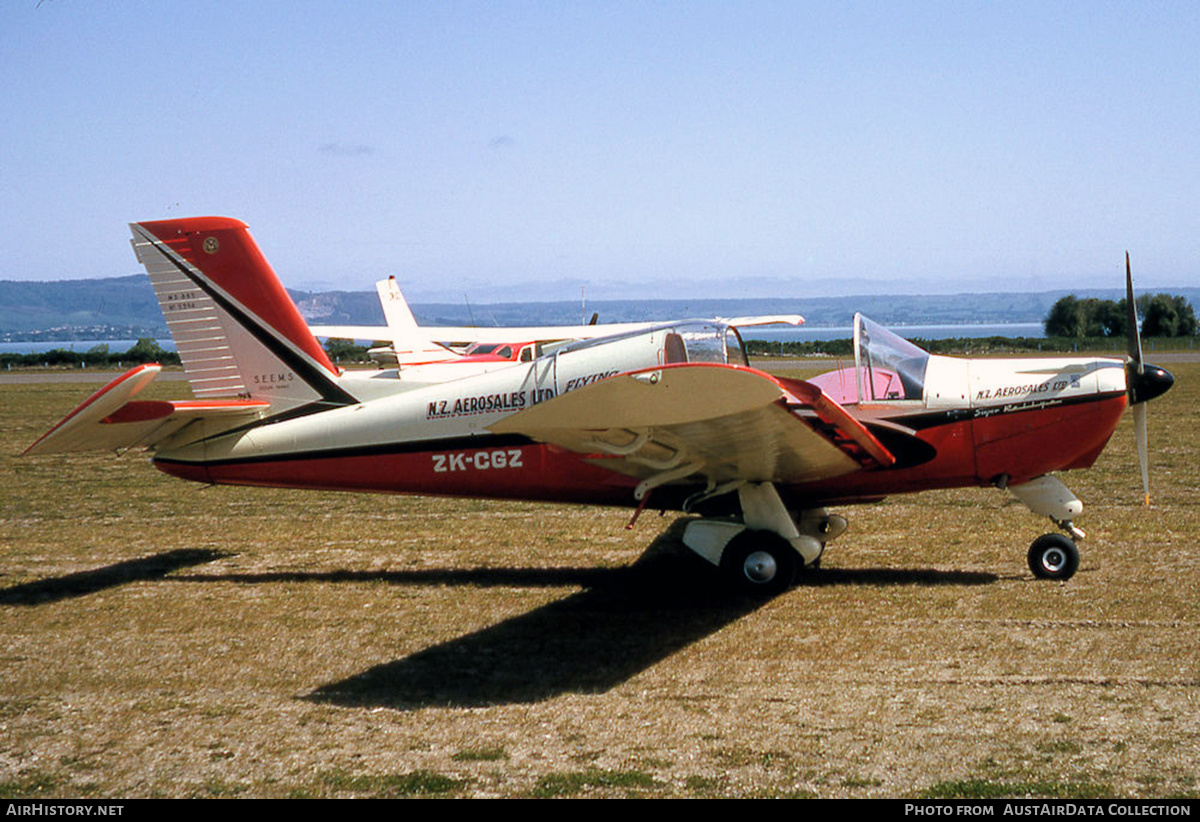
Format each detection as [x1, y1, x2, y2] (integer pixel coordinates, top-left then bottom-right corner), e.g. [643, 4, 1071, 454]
[853, 313, 929, 402]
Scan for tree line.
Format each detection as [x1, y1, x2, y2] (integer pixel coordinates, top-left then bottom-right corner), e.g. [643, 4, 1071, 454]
[1044, 294, 1196, 339]
[0, 337, 377, 369]
[0, 338, 181, 369]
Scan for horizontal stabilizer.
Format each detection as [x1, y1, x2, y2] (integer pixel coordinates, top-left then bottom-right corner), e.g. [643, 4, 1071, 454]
[24, 364, 268, 456]
[24, 365, 161, 455]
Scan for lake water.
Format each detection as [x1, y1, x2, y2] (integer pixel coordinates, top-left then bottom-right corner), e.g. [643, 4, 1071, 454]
[0, 323, 1050, 354]
[738, 322, 1046, 342]
[0, 339, 177, 354]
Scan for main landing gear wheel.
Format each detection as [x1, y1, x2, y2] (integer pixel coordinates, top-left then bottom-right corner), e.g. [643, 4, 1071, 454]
[720, 530, 798, 597]
[1027, 533, 1080, 581]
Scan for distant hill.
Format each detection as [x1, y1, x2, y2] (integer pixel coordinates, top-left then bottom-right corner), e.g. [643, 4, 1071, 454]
[0, 275, 164, 337]
[2, 276, 1197, 341]
[0, 276, 389, 340]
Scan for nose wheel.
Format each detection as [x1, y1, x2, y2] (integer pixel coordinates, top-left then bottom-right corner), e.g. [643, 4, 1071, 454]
[1027, 533, 1080, 580]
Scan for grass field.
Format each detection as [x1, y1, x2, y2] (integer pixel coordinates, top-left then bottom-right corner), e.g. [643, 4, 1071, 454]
[1, 361, 1197, 798]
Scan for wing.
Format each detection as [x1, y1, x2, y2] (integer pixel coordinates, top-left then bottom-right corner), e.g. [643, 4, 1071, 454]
[489, 364, 894, 499]
[23, 364, 268, 456]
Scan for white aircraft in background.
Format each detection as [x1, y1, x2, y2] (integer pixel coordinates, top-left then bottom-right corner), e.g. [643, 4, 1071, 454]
[310, 275, 805, 367]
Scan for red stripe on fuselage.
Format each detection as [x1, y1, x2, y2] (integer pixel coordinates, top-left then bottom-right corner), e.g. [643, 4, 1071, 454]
[153, 443, 640, 505]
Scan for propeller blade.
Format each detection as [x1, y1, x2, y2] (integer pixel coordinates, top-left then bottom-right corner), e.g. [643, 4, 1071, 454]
[1125, 251, 1144, 375]
[1122, 253, 1174, 505]
[1134, 402, 1150, 506]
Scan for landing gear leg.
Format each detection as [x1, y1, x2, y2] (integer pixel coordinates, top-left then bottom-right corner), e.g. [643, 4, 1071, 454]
[1009, 475, 1085, 581]
[681, 483, 847, 596]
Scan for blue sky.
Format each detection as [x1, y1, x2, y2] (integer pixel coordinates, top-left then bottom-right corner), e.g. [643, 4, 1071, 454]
[2, 1, 1197, 301]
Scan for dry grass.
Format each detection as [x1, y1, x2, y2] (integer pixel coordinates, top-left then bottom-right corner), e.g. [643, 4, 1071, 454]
[1, 362, 1197, 798]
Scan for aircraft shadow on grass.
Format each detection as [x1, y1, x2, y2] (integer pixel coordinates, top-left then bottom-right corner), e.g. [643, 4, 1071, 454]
[0, 525, 996, 707]
[303, 523, 998, 710]
[0, 548, 228, 606]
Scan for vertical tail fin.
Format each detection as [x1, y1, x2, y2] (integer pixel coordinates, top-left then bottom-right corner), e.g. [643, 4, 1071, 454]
[130, 217, 357, 412]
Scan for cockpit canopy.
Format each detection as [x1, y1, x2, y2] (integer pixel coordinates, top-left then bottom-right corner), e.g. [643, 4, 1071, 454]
[854, 313, 930, 402]
[810, 314, 930, 404]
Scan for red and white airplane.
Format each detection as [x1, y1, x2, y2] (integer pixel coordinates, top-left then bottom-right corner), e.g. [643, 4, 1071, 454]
[24, 217, 1174, 594]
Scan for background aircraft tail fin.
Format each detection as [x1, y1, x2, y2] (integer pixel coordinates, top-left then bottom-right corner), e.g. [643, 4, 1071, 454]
[130, 217, 357, 413]
[375, 276, 461, 363]
[377, 275, 422, 332]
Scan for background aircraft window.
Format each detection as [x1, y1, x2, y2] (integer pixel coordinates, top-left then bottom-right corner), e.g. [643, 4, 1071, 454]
[725, 327, 749, 366]
[678, 324, 727, 364]
[663, 333, 687, 364]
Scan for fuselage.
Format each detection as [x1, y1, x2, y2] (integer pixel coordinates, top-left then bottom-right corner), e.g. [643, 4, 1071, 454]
[151, 320, 1142, 513]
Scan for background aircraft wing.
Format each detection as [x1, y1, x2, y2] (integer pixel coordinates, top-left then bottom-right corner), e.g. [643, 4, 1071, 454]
[310, 321, 658, 345]
[412, 314, 802, 345]
[718, 314, 804, 328]
[489, 364, 893, 491]
[311, 317, 804, 346]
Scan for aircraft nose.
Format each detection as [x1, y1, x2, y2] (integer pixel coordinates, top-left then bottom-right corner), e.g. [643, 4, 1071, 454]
[1127, 363, 1174, 405]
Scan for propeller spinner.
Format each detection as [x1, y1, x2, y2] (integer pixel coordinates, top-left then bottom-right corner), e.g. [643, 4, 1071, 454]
[1123, 253, 1175, 505]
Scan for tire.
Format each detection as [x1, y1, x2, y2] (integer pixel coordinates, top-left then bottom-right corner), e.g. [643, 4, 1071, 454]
[1027, 533, 1080, 581]
[719, 530, 798, 596]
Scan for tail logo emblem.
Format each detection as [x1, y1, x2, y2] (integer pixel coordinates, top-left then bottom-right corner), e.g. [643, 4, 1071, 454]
[203, 236, 220, 254]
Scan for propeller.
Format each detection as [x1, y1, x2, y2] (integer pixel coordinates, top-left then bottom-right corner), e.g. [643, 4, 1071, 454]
[1123, 252, 1175, 505]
